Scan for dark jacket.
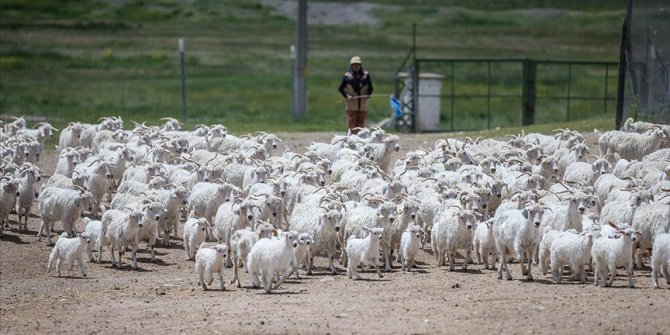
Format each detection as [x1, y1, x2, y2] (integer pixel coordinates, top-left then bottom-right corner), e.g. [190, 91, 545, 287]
[338, 67, 373, 111]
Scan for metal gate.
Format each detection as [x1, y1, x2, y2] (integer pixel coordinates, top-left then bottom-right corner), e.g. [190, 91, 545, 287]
[394, 54, 617, 132]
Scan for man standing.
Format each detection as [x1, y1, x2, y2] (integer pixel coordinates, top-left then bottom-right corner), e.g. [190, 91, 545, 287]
[338, 56, 374, 134]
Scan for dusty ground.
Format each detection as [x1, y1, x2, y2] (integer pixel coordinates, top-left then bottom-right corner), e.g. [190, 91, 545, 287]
[1, 131, 669, 335]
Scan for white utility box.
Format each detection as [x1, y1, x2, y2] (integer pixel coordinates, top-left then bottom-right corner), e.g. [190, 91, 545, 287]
[397, 72, 444, 132]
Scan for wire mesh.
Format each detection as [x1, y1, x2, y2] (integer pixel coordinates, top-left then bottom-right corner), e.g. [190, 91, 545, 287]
[621, 0, 670, 124]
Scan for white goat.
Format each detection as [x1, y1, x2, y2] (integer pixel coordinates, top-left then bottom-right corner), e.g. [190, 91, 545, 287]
[563, 157, 611, 186]
[37, 187, 95, 245]
[84, 219, 103, 262]
[591, 226, 639, 287]
[431, 208, 479, 271]
[58, 122, 86, 148]
[631, 202, 670, 268]
[493, 204, 546, 281]
[43, 173, 89, 192]
[346, 227, 384, 280]
[599, 128, 667, 160]
[100, 208, 144, 269]
[550, 232, 594, 284]
[229, 221, 275, 288]
[473, 219, 496, 270]
[183, 218, 211, 260]
[147, 186, 191, 245]
[290, 232, 314, 279]
[288, 204, 342, 275]
[54, 148, 80, 177]
[399, 225, 424, 272]
[195, 243, 228, 291]
[14, 163, 42, 232]
[212, 198, 262, 267]
[247, 232, 299, 293]
[47, 232, 92, 277]
[341, 201, 397, 271]
[651, 233, 670, 289]
[74, 159, 116, 215]
[188, 182, 240, 226]
[0, 178, 21, 234]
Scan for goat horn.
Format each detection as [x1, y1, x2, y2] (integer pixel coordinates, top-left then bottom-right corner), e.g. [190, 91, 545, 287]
[313, 186, 328, 193]
[515, 172, 531, 179]
[73, 185, 87, 193]
[87, 159, 101, 167]
[205, 153, 219, 166]
[182, 156, 201, 167]
[556, 180, 574, 194]
[607, 221, 620, 230]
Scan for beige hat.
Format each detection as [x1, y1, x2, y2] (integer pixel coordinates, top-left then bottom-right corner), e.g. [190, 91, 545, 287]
[350, 56, 362, 64]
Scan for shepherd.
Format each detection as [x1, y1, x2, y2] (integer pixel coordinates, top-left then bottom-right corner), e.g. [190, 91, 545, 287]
[338, 56, 374, 134]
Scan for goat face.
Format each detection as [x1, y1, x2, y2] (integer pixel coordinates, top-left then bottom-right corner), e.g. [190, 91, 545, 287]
[522, 205, 545, 227]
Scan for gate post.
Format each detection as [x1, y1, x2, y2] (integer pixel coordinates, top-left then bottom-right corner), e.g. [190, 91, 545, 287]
[522, 59, 537, 126]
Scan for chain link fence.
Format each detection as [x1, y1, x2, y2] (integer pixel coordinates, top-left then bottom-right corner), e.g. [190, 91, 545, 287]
[618, 0, 670, 126]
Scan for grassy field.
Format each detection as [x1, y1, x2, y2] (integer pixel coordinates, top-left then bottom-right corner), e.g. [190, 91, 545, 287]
[0, 0, 625, 133]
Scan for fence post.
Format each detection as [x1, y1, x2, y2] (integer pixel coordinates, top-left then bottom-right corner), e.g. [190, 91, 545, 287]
[566, 63, 572, 122]
[290, 45, 297, 120]
[411, 61, 419, 133]
[179, 38, 187, 121]
[487, 61, 491, 130]
[294, 0, 308, 119]
[604, 64, 609, 115]
[411, 23, 418, 133]
[522, 59, 536, 126]
[450, 62, 455, 131]
[616, 0, 632, 129]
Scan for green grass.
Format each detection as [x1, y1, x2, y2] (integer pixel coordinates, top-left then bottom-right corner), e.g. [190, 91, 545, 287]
[0, 0, 625, 134]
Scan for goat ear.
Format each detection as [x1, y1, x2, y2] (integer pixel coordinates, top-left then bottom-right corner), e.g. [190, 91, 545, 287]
[521, 208, 529, 219]
[362, 227, 371, 232]
[74, 197, 81, 207]
[233, 206, 240, 216]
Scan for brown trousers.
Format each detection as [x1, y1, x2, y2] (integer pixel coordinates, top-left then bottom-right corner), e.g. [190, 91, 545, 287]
[346, 110, 367, 134]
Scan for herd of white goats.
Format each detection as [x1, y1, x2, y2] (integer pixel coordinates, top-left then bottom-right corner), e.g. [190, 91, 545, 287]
[1, 116, 669, 293]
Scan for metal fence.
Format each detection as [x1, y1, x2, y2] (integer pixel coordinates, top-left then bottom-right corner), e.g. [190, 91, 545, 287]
[617, 0, 670, 126]
[394, 55, 618, 132]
